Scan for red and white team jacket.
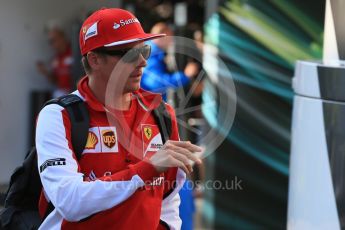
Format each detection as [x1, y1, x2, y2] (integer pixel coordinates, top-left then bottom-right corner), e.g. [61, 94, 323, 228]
[36, 76, 186, 230]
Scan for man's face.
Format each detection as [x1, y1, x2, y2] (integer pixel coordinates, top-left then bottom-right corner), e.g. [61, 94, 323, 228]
[156, 28, 173, 50]
[48, 29, 67, 55]
[96, 42, 147, 93]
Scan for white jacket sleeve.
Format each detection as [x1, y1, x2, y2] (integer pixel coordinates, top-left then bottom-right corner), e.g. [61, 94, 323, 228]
[36, 104, 158, 222]
[160, 168, 186, 230]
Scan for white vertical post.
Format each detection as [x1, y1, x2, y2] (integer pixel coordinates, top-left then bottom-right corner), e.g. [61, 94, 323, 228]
[323, 0, 339, 64]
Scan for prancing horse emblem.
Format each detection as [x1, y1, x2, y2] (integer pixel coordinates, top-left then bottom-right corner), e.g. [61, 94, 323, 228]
[144, 127, 152, 140]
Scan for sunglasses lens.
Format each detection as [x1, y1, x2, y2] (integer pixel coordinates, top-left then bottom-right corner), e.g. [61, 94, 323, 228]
[141, 45, 151, 60]
[122, 45, 151, 63]
[123, 50, 138, 63]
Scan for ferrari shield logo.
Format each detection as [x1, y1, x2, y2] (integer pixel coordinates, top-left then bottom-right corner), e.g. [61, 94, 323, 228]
[144, 127, 152, 140]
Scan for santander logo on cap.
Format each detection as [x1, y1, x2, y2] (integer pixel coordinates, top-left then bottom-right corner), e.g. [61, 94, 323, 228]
[113, 18, 140, 30]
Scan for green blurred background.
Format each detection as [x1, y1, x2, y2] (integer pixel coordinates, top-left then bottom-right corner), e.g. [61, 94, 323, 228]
[202, 0, 324, 228]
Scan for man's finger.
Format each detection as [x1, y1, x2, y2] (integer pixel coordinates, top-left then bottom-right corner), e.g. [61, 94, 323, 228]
[171, 158, 191, 174]
[166, 140, 203, 152]
[170, 145, 202, 165]
[170, 151, 193, 171]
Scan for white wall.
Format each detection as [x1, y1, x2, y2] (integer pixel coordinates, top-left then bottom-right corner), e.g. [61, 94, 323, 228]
[0, 0, 121, 184]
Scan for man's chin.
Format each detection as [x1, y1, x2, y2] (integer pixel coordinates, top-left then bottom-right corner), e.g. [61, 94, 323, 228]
[124, 85, 140, 93]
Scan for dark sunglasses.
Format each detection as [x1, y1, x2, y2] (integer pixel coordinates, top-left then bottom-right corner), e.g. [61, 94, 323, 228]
[95, 45, 151, 63]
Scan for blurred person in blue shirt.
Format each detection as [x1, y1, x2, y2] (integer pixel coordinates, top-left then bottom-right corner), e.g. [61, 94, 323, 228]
[141, 22, 198, 100]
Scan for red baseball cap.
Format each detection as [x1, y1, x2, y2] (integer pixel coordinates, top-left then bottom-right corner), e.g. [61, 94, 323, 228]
[79, 8, 165, 55]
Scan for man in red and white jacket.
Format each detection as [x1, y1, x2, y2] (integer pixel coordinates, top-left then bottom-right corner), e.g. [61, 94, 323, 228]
[36, 8, 202, 230]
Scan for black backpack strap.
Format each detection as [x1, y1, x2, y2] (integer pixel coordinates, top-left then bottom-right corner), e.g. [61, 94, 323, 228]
[44, 94, 89, 160]
[152, 102, 172, 143]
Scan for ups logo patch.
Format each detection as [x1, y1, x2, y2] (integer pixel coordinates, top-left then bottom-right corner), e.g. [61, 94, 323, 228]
[102, 130, 116, 148]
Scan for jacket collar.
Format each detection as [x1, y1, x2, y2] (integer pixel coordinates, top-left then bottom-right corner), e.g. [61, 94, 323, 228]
[77, 76, 163, 112]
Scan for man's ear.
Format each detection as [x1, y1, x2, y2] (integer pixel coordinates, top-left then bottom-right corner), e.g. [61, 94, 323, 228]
[87, 52, 102, 71]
